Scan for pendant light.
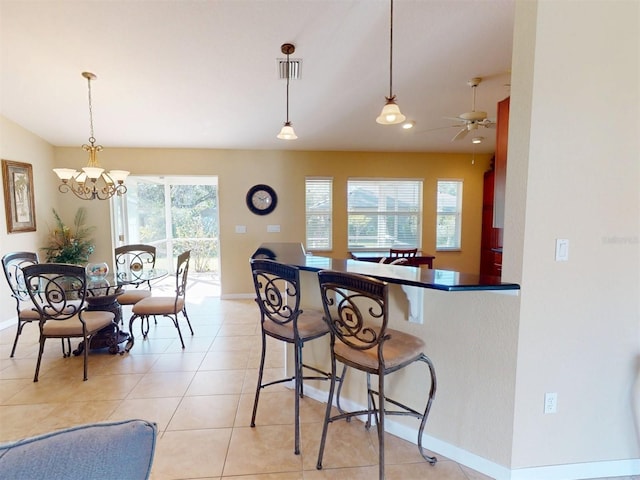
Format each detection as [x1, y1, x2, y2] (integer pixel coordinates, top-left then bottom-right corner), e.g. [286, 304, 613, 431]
[376, 0, 405, 125]
[53, 72, 129, 200]
[277, 43, 298, 140]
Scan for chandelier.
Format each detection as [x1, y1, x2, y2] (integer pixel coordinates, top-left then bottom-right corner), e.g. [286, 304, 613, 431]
[53, 72, 129, 200]
[376, 0, 406, 125]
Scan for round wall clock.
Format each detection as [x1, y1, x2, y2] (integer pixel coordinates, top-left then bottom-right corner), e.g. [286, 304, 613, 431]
[246, 184, 277, 215]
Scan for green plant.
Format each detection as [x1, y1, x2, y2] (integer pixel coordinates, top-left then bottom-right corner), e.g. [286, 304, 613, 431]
[42, 208, 95, 265]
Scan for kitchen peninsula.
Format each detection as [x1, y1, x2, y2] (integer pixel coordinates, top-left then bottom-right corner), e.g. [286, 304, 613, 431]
[253, 242, 520, 292]
[251, 242, 521, 472]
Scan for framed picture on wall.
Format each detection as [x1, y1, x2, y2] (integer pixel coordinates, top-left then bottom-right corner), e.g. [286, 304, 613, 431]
[2, 160, 36, 233]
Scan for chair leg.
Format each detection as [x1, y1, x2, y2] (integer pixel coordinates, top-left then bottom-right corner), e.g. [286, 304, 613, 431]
[417, 354, 438, 465]
[376, 372, 385, 480]
[293, 341, 302, 455]
[172, 314, 186, 349]
[33, 337, 46, 382]
[251, 331, 267, 428]
[316, 355, 338, 471]
[10, 319, 26, 358]
[82, 334, 89, 381]
[181, 307, 194, 335]
[125, 314, 139, 352]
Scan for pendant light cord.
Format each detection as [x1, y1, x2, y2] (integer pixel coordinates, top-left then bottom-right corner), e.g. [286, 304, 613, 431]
[86, 75, 96, 143]
[388, 0, 394, 99]
[285, 52, 290, 123]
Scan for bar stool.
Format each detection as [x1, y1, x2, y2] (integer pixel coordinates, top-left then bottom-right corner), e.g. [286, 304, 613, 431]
[250, 258, 339, 455]
[316, 269, 437, 480]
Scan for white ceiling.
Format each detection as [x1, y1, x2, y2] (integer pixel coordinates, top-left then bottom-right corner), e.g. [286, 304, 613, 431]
[0, 0, 514, 154]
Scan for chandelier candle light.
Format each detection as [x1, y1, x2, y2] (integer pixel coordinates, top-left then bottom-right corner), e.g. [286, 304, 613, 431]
[53, 72, 129, 200]
[277, 43, 298, 140]
[376, 0, 405, 125]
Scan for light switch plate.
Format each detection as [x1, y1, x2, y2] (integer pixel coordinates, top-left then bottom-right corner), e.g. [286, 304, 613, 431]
[267, 224, 280, 233]
[555, 239, 569, 261]
[235, 225, 247, 234]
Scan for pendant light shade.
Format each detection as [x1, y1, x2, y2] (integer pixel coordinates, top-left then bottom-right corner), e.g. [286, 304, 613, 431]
[277, 122, 297, 140]
[376, 97, 406, 125]
[277, 43, 298, 140]
[376, 0, 405, 125]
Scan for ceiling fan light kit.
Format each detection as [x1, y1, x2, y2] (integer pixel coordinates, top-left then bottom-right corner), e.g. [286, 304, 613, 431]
[446, 76, 496, 142]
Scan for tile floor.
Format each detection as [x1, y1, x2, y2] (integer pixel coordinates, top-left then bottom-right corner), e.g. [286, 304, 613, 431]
[0, 292, 636, 480]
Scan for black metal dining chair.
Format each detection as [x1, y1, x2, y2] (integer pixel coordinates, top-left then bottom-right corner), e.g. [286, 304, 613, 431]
[114, 244, 156, 308]
[316, 269, 437, 479]
[2, 252, 40, 357]
[125, 250, 193, 351]
[22, 263, 117, 381]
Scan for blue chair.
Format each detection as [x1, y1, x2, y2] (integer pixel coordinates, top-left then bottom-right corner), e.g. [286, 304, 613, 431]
[0, 419, 157, 480]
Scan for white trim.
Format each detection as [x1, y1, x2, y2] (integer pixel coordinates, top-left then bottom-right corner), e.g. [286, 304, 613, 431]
[302, 384, 640, 480]
[220, 293, 254, 300]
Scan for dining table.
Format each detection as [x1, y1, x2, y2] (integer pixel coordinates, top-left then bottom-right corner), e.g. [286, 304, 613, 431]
[74, 267, 168, 355]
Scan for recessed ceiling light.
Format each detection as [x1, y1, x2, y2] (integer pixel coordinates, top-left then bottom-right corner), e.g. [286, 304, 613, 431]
[402, 121, 415, 130]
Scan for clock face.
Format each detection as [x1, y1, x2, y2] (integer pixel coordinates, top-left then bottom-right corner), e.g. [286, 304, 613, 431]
[246, 184, 277, 215]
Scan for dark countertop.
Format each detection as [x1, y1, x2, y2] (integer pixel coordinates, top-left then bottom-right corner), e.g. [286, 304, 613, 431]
[253, 243, 520, 292]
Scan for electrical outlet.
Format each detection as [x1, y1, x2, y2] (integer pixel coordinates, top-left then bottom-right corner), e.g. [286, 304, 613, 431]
[544, 392, 558, 414]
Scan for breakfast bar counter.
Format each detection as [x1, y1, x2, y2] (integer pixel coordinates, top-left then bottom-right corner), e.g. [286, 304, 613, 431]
[251, 243, 522, 472]
[253, 242, 520, 292]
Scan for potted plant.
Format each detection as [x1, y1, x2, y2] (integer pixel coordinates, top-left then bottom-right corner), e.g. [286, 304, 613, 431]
[42, 208, 95, 265]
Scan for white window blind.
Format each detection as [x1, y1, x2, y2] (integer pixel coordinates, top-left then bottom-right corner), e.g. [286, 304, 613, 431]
[436, 179, 463, 250]
[347, 179, 422, 250]
[305, 177, 332, 251]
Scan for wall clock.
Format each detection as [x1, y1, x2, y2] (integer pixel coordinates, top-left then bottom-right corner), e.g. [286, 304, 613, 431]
[246, 184, 277, 215]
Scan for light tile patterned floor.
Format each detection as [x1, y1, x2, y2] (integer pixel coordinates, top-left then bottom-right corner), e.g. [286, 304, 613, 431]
[0, 292, 637, 480]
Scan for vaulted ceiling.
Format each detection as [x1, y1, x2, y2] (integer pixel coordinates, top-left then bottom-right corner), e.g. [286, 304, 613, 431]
[0, 0, 514, 154]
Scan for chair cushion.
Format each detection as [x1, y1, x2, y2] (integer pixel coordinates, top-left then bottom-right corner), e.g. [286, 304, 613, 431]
[118, 289, 152, 305]
[132, 296, 185, 316]
[263, 308, 329, 341]
[0, 419, 157, 480]
[18, 303, 40, 320]
[42, 310, 115, 337]
[334, 327, 426, 372]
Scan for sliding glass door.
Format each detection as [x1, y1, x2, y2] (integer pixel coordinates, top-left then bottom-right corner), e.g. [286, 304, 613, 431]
[112, 175, 219, 294]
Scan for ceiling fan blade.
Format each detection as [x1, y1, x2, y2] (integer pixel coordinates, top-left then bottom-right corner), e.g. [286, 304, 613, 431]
[451, 128, 469, 141]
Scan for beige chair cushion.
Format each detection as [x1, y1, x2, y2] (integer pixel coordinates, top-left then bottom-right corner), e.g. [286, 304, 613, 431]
[132, 296, 185, 316]
[42, 311, 115, 337]
[18, 303, 41, 320]
[262, 308, 329, 341]
[117, 289, 151, 305]
[334, 327, 425, 371]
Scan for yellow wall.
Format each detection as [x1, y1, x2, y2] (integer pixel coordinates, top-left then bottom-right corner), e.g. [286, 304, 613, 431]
[52, 147, 492, 296]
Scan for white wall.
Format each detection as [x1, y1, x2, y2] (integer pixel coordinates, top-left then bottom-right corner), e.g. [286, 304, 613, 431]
[507, 0, 639, 473]
[0, 116, 58, 322]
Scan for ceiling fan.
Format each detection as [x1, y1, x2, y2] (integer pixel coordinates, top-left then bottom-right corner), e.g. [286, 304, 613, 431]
[445, 77, 495, 141]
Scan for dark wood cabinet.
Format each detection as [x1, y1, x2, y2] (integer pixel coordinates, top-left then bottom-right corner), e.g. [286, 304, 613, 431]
[493, 96, 510, 228]
[480, 168, 502, 277]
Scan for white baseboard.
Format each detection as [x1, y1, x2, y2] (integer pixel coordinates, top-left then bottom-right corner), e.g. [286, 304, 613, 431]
[220, 293, 254, 300]
[302, 384, 640, 480]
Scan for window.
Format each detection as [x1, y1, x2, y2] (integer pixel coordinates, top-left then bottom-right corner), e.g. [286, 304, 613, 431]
[436, 179, 463, 250]
[305, 177, 332, 251]
[347, 179, 422, 250]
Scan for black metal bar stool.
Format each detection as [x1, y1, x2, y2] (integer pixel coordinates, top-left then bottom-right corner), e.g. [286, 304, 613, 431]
[249, 258, 342, 455]
[316, 269, 437, 480]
